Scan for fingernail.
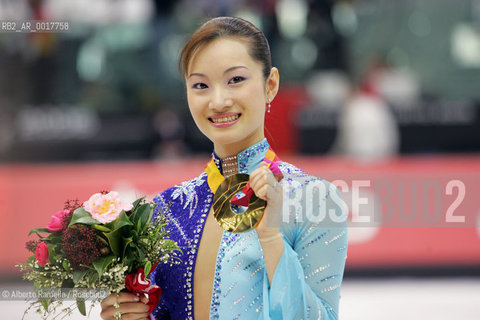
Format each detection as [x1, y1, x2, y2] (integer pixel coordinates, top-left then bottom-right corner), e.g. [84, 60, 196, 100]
[133, 296, 140, 301]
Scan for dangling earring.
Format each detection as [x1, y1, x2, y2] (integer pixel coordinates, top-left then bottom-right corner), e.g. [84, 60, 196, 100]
[267, 100, 271, 113]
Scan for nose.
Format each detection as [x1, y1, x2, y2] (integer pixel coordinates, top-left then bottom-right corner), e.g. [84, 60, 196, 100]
[209, 86, 233, 112]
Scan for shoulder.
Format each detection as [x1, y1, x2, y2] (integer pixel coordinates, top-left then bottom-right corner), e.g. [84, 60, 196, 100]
[152, 171, 208, 213]
[278, 161, 347, 237]
[279, 161, 337, 193]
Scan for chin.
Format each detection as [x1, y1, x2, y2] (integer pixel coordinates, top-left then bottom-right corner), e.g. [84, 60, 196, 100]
[210, 134, 241, 146]
[209, 131, 248, 145]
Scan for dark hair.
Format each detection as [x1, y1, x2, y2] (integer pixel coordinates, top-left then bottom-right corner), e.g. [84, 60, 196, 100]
[179, 16, 272, 80]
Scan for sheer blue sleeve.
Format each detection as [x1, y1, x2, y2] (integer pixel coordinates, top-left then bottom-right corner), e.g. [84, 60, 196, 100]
[263, 178, 348, 320]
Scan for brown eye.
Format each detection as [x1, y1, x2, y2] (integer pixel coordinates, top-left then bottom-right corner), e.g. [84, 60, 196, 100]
[228, 76, 246, 84]
[192, 83, 208, 89]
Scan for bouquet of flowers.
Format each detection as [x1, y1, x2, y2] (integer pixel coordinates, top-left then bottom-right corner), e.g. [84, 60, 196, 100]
[18, 191, 179, 319]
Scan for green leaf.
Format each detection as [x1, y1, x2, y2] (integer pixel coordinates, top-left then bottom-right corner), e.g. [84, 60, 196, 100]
[47, 234, 64, 244]
[144, 261, 152, 276]
[137, 248, 145, 261]
[122, 236, 133, 258]
[28, 228, 50, 236]
[132, 196, 146, 209]
[112, 211, 134, 230]
[136, 218, 142, 233]
[47, 244, 57, 263]
[73, 269, 88, 284]
[88, 270, 99, 286]
[69, 208, 100, 226]
[27, 255, 35, 264]
[103, 221, 115, 230]
[62, 279, 74, 288]
[77, 299, 86, 316]
[103, 229, 122, 257]
[130, 203, 149, 222]
[131, 229, 139, 242]
[102, 212, 134, 256]
[62, 260, 70, 272]
[92, 255, 115, 278]
[93, 224, 111, 232]
[40, 299, 50, 311]
[133, 203, 147, 217]
[98, 236, 109, 246]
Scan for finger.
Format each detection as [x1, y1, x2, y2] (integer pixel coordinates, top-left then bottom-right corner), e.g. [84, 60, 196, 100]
[140, 294, 149, 304]
[251, 162, 271, 175]
[249, 167, 270, 189]
[258, 169, 276, 192]
[249, 171, 266, 190]
[101, 292, 140, 309]
[119, 312, 150, 320]
[249, 174, 268, 198]
[118, 302, 150, 314]
[101, 302, 150, 319]
[100, 293, 115, 309]
[102, 310, 149, 320]
[265, 170, 277, 184]
[255, 184, 268, 200]
[262, 173, 282, 200]
[248, 166, 264, 182]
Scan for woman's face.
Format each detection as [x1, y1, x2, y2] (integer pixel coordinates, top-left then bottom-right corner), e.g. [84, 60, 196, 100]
[185, 37, 278, 157]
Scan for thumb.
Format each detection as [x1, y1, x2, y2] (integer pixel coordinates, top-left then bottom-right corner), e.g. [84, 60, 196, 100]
[140, 294, 149, 304]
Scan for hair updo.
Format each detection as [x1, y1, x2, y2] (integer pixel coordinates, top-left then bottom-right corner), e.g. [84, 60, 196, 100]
[179, 16, 272, 80]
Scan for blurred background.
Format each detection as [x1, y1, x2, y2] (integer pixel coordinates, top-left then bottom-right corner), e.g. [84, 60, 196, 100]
[1, 0, 479, 319]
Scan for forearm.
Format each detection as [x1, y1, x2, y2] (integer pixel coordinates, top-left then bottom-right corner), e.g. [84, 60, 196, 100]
[258, 230, 285, 285]
[266, 239, 343, 320]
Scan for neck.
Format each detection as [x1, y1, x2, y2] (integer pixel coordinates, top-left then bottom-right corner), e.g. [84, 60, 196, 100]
[209, 138, 271, 179]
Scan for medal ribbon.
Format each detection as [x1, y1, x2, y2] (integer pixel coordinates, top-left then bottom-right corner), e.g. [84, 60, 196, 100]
[205, 148, 282, 194]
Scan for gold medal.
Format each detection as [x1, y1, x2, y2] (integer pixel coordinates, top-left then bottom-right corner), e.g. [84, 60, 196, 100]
[213, 173, 265, 233]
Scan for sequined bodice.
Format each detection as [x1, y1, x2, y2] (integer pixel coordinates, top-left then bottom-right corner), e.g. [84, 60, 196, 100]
[150, 139, 270, 319]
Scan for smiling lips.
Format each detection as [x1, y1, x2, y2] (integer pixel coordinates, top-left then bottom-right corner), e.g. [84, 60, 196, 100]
[209, 113, 241, 128]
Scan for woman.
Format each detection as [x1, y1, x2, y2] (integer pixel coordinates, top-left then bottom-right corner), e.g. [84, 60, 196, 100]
[101, 16, 347, 320]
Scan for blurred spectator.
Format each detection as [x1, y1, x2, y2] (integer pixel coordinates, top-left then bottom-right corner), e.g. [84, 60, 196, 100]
[334, 59, 400, 162]
[306, 70, 350, 111]
[361, 58, 421, 110]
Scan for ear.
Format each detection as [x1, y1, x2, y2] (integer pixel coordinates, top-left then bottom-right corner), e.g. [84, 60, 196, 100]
[265, 67, 280, 103]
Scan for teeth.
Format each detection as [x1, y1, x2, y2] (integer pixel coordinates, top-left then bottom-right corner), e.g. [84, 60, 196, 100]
[211, 114, 239, 123]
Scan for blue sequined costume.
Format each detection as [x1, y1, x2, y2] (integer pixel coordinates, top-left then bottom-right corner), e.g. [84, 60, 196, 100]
[150, 139, 348, 319]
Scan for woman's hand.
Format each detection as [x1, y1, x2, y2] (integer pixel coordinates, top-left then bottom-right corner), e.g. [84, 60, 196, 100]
[100, 292, 150, 320]
[249, 161, 283, 237]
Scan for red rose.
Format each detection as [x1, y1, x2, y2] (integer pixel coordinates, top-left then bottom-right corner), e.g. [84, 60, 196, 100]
[47, 209, 70, 232]
[35, 242, 49, 266]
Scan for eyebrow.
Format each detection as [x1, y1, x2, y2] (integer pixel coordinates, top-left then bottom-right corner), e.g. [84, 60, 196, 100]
[188, 66, 248, 78]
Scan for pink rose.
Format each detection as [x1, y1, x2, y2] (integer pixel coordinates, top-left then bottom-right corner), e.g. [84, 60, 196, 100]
[83, 191, 133, 224]
[35, 242, 49, 266]
[46, 209, 70, 232]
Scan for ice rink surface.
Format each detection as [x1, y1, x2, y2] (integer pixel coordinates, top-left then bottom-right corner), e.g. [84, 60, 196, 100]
[1, 278, 479, 319]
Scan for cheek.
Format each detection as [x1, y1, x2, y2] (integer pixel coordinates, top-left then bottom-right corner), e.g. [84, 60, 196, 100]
[187, 95, 204, 118]
[239, 83, 266, 109]
[245, 92, 267, 117]
[187, 96, 212, 136]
